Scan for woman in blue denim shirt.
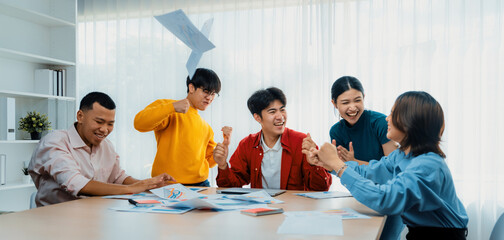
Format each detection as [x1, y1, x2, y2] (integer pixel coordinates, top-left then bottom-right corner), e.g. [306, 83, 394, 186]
[306, 91, 468, 239]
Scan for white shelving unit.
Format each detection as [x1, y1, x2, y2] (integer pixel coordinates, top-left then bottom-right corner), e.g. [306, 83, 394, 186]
[0, 2, 75, 27]
[0, 47, 76, 65]
[0, 140, 39, 144]
[0, 0, 77, 212]
[0, 180, 34, 191]
[0, 89, 76, 101]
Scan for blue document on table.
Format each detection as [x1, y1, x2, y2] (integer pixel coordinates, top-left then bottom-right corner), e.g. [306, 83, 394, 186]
[150, 183, 205, 201]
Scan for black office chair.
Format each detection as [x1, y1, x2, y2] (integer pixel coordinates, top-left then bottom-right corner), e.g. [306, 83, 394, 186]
[490, 212, 504, 240]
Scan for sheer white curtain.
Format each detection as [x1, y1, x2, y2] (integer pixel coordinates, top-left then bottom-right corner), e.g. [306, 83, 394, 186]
[77, 0, 503, 239]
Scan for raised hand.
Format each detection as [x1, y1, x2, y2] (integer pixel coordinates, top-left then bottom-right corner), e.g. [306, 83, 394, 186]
[302, 133, 318, 165]
[173, 99, 190, 113]
[222, 126, 232, 146]
[316, 142, 345, 171]
[305, 146, 333, 171]
[214, 126, 233, 170]
[336, 141, 355, 162]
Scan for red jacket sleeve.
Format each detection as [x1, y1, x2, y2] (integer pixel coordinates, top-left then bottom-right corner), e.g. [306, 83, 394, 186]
[287, 128, 332, 191]
[216, 139, 251, 187]
[301, 153, 332, 191]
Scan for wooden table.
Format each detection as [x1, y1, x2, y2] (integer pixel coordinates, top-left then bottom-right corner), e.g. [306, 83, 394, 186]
[0, 188, 385, 240]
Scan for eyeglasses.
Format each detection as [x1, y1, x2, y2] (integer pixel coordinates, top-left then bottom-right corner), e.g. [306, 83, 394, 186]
[200, 88, 219, 97]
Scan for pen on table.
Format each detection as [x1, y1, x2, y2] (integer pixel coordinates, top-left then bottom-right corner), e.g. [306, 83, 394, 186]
[128, 199, 139, 206]
[128, 199, 161, 207]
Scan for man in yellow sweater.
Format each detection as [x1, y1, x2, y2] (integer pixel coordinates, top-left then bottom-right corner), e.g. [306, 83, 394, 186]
[134, 68, 221, 187]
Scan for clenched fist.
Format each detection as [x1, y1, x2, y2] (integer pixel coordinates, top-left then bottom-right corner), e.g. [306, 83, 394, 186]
[173, 99, 190, 113]
[214, 126, 233, 170]
[222, 126, 232, 146]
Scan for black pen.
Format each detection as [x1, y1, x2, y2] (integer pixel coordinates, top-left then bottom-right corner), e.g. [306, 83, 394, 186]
[128, 199, 160, 207]
[128, 199, 139, 206]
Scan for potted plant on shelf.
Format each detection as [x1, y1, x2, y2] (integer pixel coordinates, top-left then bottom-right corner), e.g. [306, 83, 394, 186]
[18, 111, 51, 140]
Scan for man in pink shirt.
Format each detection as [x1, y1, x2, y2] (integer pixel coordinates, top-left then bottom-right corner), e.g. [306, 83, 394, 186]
[29, 92, 174, 207]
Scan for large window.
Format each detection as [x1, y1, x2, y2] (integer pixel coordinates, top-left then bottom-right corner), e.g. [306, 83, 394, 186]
[78, 1, 504, 238]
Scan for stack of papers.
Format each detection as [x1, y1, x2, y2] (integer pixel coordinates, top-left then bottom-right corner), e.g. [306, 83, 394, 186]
[223, 190, 284, 204]
[109, 184, 282, 214]
[113, 205, 194, 214]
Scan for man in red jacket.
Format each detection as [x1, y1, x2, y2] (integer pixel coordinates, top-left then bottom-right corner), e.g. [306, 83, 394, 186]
[214, 87, 332, 191]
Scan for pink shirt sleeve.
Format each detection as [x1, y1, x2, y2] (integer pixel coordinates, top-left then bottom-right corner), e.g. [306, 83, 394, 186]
[109, 154, 129, 184]
[31, 133, 91, 197]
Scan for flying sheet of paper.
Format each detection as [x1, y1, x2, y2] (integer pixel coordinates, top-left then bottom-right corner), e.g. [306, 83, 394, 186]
[154, 9, 215, 52]
[154, 9, 215, 78]
[295, 191, 352, 199]
[186, 18, 214, 79]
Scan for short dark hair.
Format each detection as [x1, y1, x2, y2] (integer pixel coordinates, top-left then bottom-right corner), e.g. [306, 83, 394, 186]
[391, 91, 445, 158]
[331, 76, 365, 102]
[79, 92, 116, 111]
[247, 87, 286, 117]
[186, 68, 221, 94]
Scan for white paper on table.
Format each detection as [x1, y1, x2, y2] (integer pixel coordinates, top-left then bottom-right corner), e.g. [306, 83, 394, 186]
[224, 190, 284, 204]
[150, 183, 204, 201]
[285, 208, 370, 220]
[102, 193, 159, 200]
[110, 205, 193, 214]
[166, 197, 267, 211]
[154, 9, 215, 53]
[295, 191, 352, 199]
[277, 214, 343, 235]
[187, 187, 206, 193]
[321, 208, 371, 219]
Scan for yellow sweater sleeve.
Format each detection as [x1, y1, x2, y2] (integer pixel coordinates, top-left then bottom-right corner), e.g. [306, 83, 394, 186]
[134, 99, 176, 132]
[206, 128, 217, 168]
